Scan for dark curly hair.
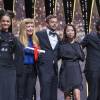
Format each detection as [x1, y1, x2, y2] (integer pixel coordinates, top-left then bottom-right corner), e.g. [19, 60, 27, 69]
[0, 9, 15, 20]
[0, 9, 15, 32]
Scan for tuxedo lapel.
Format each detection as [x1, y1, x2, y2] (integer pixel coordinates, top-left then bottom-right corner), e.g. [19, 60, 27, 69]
[53, 34, 60, 51]
[43, 30, 52, 50]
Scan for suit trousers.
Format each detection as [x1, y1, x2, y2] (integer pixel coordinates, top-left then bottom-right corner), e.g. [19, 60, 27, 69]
[85, 71, 100, 100]
[38, 68, 58, 100]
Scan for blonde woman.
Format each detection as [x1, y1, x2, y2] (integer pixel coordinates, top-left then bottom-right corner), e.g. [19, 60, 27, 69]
[18, 18, 39, 100]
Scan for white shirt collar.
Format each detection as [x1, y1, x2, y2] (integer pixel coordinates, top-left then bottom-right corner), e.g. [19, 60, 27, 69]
[46, 28, 50, 35]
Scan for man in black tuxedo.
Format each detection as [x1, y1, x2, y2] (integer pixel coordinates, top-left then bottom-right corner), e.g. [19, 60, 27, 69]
[36, 15, 59, 100]
[81, 19, 100, 100]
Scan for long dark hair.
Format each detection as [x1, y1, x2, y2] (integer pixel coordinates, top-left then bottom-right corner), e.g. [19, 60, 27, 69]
[0, 9, 15, 32]
[63, 24, 77, 42]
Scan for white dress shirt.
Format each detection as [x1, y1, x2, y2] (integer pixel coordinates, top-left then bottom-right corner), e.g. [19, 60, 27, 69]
[46, 29, 58, 50]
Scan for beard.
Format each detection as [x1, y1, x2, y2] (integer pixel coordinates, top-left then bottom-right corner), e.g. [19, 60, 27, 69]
[47, 26, 56, 32]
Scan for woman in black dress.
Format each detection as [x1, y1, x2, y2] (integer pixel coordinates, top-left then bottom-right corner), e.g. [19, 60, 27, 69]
[59, 24, 85, 100]
[0, 9, 22, 100]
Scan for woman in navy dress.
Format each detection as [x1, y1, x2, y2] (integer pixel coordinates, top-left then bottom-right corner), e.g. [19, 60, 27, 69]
[59, 24, 85, 100]
[18, 18, 39, 100]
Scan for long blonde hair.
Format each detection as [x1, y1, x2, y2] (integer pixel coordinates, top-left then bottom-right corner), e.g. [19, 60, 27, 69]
[19, 18, 39, 47]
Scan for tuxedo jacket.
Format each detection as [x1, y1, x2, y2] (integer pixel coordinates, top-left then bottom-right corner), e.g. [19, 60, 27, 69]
[36, 29, 60, 78]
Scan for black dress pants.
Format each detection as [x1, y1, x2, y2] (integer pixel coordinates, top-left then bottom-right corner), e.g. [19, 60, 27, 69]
[85, 71, 100, 100]
[17, 64, 37, 100]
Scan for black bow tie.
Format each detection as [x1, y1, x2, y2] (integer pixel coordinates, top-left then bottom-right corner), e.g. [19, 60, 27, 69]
[49, 31, 56, 36]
